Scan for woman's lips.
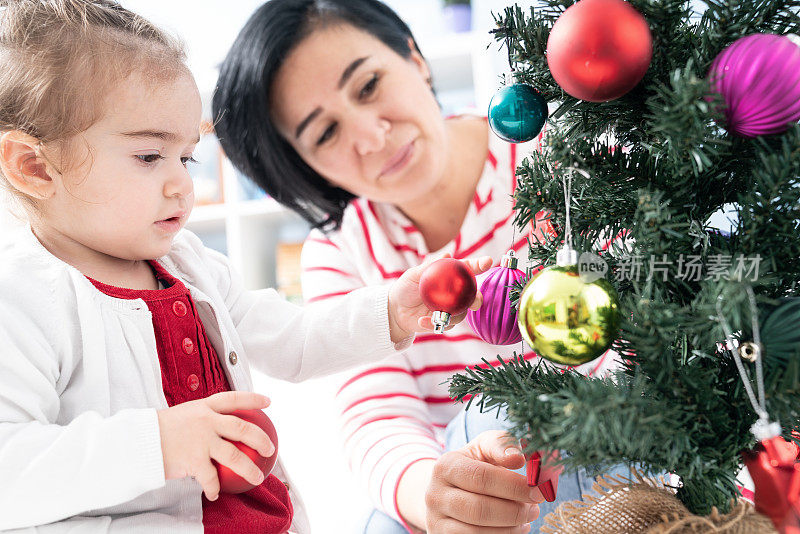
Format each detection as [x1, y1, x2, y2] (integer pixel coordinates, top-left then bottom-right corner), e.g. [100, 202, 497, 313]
[379, 141, 415, 178]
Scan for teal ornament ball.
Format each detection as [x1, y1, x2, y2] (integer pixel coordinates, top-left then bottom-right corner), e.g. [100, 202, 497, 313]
[488, 84, 548, 143]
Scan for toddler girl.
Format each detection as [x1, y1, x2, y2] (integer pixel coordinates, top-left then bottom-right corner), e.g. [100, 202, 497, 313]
[0, 1, 489, 532]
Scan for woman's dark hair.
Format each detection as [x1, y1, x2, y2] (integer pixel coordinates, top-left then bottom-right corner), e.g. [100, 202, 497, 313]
[213, 0, 423, 231]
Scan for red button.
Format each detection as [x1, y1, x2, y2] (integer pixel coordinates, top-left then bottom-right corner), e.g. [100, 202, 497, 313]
[182, 338, 194, 354]
[187, 374, 199, 391]
[172, 301, 187, 317]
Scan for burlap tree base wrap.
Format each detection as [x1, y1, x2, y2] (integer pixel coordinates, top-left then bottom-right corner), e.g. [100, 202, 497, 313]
[540, 471, 777, 534]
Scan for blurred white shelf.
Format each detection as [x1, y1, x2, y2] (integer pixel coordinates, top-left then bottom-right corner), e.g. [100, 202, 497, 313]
[237, 197, 288, 219]
[188, 202, 229, 224]
[186, 186, 306, 291]
[419, 30, 496, 115]
[419, 30, 488, 60]
[189, 197, 287, 224]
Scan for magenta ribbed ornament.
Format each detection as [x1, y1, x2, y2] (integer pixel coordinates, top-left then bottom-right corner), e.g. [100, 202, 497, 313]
[708, 33, 800, 138]
[467, 252, 528, 345]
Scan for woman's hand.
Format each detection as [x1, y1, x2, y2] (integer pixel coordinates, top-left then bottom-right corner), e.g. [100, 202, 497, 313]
[424, 431, 545, 533]
[387, 254, 493, 343]
[157, 391, 274, 501]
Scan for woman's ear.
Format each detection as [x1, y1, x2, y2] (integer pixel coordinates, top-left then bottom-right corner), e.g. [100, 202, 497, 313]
[407, 37, 432, 86]
[0, 131, 57, 200]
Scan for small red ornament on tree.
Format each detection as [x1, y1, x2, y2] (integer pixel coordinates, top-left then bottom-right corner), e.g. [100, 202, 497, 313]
[717, 292, 800, 533]
[546, 0, 653, 102]
[525, 449, 562, 503]
[419, 258, 477, 334]
[216, 409, 279, 494]
[742, 423, 800, 534]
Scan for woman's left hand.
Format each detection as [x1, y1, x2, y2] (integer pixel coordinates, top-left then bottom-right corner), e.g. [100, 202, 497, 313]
[387, 254, 493, 343]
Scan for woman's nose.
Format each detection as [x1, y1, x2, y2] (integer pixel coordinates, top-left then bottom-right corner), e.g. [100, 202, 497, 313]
[350, 114, 390, 156]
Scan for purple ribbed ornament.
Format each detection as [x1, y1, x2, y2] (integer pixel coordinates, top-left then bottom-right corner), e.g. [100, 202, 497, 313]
[708, 33, 800, 138]
[466, 251, 527, 345]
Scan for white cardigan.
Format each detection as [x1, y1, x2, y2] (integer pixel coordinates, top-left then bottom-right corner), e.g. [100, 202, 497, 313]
[0, 225, 408, 533]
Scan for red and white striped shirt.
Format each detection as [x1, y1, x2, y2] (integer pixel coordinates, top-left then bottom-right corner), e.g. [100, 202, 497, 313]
[300, 125, 619, 527]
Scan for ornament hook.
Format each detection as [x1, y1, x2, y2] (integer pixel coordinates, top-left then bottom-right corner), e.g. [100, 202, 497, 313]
[556, 165, 590, 267]
[715, 286, 774, 438]
[430, 311, 451, 334]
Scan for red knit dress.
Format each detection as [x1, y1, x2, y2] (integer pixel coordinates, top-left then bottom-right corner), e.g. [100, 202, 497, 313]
[89, 261, 293, 533]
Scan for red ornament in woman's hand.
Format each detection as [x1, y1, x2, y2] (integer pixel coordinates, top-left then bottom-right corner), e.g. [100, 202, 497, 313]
[419, 258, 477, 334]
[216, 409, 279, 494]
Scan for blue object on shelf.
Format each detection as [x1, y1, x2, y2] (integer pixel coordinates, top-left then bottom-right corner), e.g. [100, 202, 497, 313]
[442, 4, 471, 33]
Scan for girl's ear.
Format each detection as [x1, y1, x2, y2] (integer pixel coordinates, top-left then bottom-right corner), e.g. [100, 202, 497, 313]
[0, 131, 57, 200]
[407, 37, 432, 86]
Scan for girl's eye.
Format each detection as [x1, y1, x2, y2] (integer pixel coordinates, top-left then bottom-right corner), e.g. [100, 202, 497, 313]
[181, 156, 198, 167]
[317, 123, 337, 146]
[136, 154, 164, 164]
[359, 74, 379, 99]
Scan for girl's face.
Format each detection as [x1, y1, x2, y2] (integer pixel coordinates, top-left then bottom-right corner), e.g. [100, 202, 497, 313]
[271, 23, 447, 205]
[38, 71, 201, 263]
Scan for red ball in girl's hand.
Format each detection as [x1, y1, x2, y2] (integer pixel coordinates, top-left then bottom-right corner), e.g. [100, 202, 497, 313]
[215, 409, 279, 494]
[419, 258, 477, 316]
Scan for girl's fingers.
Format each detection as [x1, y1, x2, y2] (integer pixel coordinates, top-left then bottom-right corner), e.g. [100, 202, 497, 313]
[205, 391, 270, 412]
[195, 462, 222, 502]
[210, 439, 265, 487]
[217, 414, 274, 458]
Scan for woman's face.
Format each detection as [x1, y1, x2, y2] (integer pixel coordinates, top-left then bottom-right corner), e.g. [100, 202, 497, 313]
[271, 23, 447, 205]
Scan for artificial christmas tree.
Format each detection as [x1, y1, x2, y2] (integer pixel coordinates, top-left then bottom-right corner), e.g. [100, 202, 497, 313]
[449, 0, 800, 529]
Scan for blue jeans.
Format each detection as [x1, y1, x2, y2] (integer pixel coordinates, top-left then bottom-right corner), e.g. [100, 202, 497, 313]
[357, 404, 635, 533]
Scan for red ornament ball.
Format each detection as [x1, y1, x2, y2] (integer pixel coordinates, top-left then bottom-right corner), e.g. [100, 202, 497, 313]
[216, 409, 279, 494]
[419, 258, 477, 316]
[546, 0, 653, 102]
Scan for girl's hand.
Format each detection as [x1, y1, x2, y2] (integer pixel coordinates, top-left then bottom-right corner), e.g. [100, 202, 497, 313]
[157, 391, 274, 501]
[425, 431, 546, 533]
[387, 254, 493, 343]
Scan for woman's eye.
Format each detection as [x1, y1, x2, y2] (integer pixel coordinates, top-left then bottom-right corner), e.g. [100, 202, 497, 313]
[317, 123, 337, 146]
[359, 74, 379, 99]
[136, 154, 164, 164]
[181, 156, 198, 167]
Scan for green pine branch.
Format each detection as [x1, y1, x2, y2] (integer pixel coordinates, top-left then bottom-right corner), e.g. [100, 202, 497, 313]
[452, 0, 800, 516]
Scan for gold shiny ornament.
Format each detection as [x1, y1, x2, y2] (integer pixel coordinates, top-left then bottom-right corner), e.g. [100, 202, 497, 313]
[518, 265, 621, 365]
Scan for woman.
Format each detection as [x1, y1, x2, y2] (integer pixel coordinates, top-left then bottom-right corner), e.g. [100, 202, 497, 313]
[212, 1, 621, 532]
